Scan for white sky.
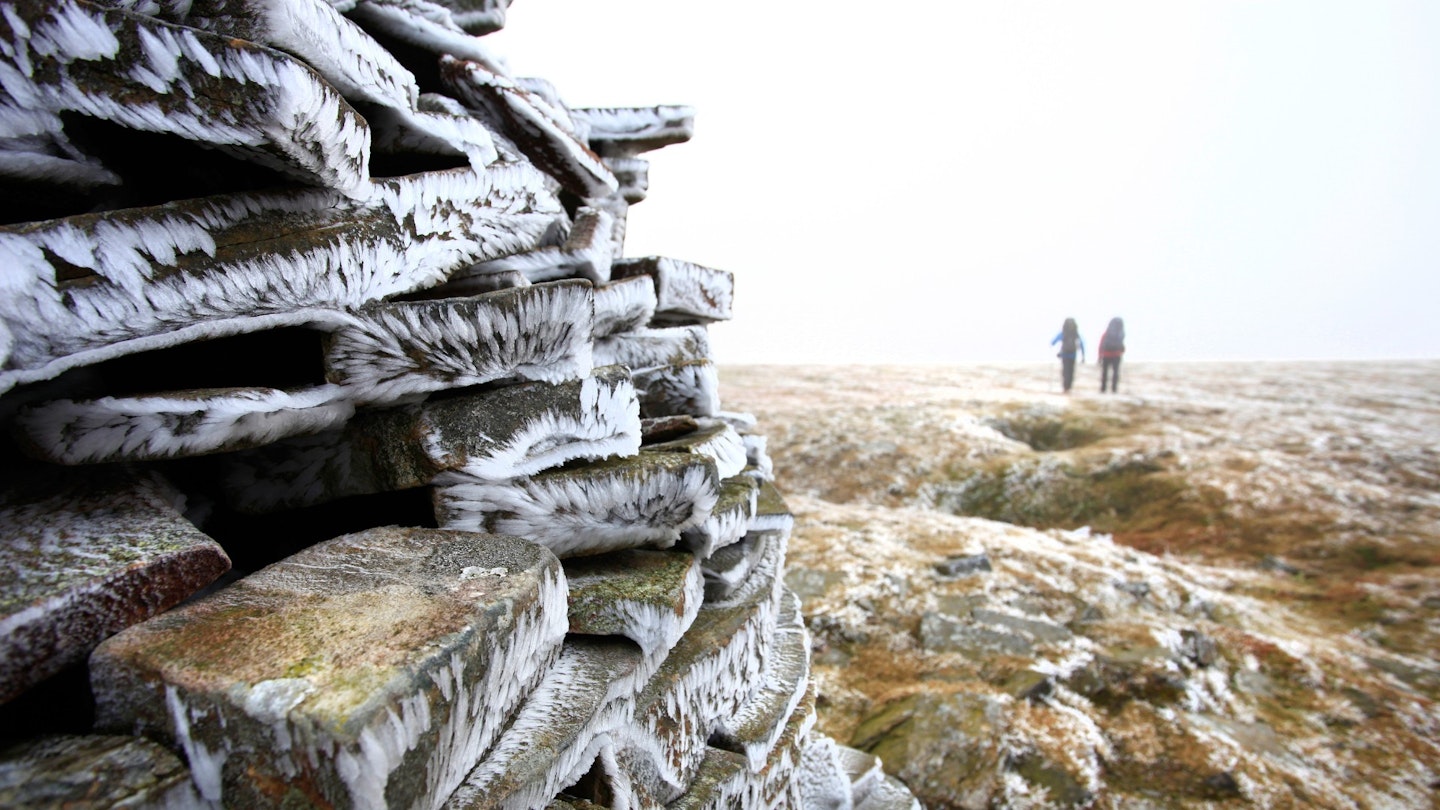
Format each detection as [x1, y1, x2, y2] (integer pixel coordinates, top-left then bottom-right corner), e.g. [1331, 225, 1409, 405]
[490, 1, 1440, 364]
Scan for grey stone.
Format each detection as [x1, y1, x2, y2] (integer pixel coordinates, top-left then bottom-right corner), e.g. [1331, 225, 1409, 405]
[934, 553, 992, 577]
[435, 451, 721, 558]
[573, 106, 696, 158]
[1179, 629, 1219, 667]
[90, 527, 566, 809]
[971, 609, 1073, 643]
[632, 360, 720, 418]
[0, 467, 229, 704]
[918, 612, 1032, 656]
[1002, 670, 1054, 702]
[711, 591, 811, 769]
[322, 280, 595, 403]
[219, 366, 639, 513]
[681, 474, 759, 559]
[1113, 580, 1151, 600]
[611, 256, 732, 325]
[850, 691, 1008, 809]
[446, 637, 645, 810]
[0, 734, 201, 808]
[785, 567, 846, 603]
[593, 325, 709, 372]
[563, 549, 702, 665]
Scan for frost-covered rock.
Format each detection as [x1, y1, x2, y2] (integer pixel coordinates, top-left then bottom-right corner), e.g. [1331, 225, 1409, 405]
[440, 56, 617, 199]
[445, 637, 645, 810]
[0, 734, 203, 808]
[592, 275, 659, 339]
[611, 256, 733, 325]
[633, 359, 721, 418]
[218, 366, 640, 512]
[2, 0, 373, 196]
[0, 164, 561, 393]
[573, 106, 696, 158]
[435, 451, 721, 558]
[0, 467, 230, 703]
[91, 526, 567, 809]
[563, 549, 703, 673]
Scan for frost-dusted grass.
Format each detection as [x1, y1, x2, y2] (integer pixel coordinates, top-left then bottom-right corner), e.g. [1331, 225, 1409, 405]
[725, 361, 1440, 807]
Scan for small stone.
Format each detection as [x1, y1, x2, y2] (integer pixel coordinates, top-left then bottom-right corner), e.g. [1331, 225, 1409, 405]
[971, 609, 1072, 643]
[1003, 670, 1054, 702]
[918, 612, 1031, 656]
[934, 553, 992, 577]
[1260, 555, 1303, 575]
[1180, 629, 1218, 667]
[1113, 580, 1151, 600]
[610, 256, 732, 325]
[1199, 771, 1242, 799]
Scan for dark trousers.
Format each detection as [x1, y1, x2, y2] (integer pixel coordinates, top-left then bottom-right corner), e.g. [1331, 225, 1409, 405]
[1061, 357, 1076, 392]
[1101, 357, 1121, 392]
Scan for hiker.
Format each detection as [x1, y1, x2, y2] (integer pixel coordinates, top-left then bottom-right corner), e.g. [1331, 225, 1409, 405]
[1050, 318, 1085, 393]
[1098, 317, 1125, 393]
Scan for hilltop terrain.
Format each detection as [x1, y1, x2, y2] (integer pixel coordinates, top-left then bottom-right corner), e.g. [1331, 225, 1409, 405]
[721, 361, 1440, 808]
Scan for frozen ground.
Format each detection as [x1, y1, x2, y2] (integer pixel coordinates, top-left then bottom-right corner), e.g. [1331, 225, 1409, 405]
[721, 361, 1440, 808]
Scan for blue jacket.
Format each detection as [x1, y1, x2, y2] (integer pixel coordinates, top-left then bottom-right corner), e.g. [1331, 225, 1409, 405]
[1051, 331, 1085, 361]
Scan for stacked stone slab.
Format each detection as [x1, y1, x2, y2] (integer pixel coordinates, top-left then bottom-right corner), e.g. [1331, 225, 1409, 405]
[0, 1, 919, 807]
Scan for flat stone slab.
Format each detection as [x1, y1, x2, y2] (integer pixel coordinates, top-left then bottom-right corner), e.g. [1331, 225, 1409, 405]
[633, 360, 720, 418]
[3, 0, 372, 197]
[615, 524, 786, 804]
[592, 276, 658, 339]
[643, 419, 747, 480]
[0, 467, 229, 704]
[220, 366, 640, 513]
[681, 474, 759, 559]
[603, 156, 650, 204]
[440, 56, 617, 199]
[795, 734, 856, 810]
[1, 164, 560, 395]
[836, 743, 886, 805]
[712, 589, 811, 769]
[751, 479, 796, 535]
[90, 526, 567, 809]
[0, 734, 201, 808]
[610, 256, 732, 325]
[573, 106, 697, 158]
[616, 592, 776, 805]
[15, 280, 602, 464]
[113, 0, 420, 125]
[445, 637, 645, 810]
[563, 549, 703, 667]
[593, 325, 710, 372]
[347, 0, 509, 67]
[705, 529, 789, 611]
[857, 775, 924, 810]
[323, 280, 595, 403]
[664, 747, 756, 810]
[461, 208, 616, 284]
[435, 452, 720, 558]
[14, 385, 357, 464]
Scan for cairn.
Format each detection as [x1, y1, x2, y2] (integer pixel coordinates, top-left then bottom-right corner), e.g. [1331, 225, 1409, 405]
[0, 1, 918, 807]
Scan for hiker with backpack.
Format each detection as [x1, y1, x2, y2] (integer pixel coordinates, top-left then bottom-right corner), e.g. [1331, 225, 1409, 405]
[1050, 318, 1085, 393]
[1098, 317, 1125, 393]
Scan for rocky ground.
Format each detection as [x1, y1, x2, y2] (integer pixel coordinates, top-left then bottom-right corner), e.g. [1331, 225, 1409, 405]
[720, 361, 1440, 808]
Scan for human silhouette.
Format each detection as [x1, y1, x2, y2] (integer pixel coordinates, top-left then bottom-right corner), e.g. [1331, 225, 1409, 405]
[1050, 318, 1085, 393]
[1098, 317, 1125, 393]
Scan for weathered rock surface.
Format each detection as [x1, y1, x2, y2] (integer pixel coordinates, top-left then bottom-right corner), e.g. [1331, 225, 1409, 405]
[90, 526, 566, 808]
[611, 256, 733, 325]
[219, 366, 639, 512]
[0, 734, 202, 808]
[0, 467, 229, 703]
